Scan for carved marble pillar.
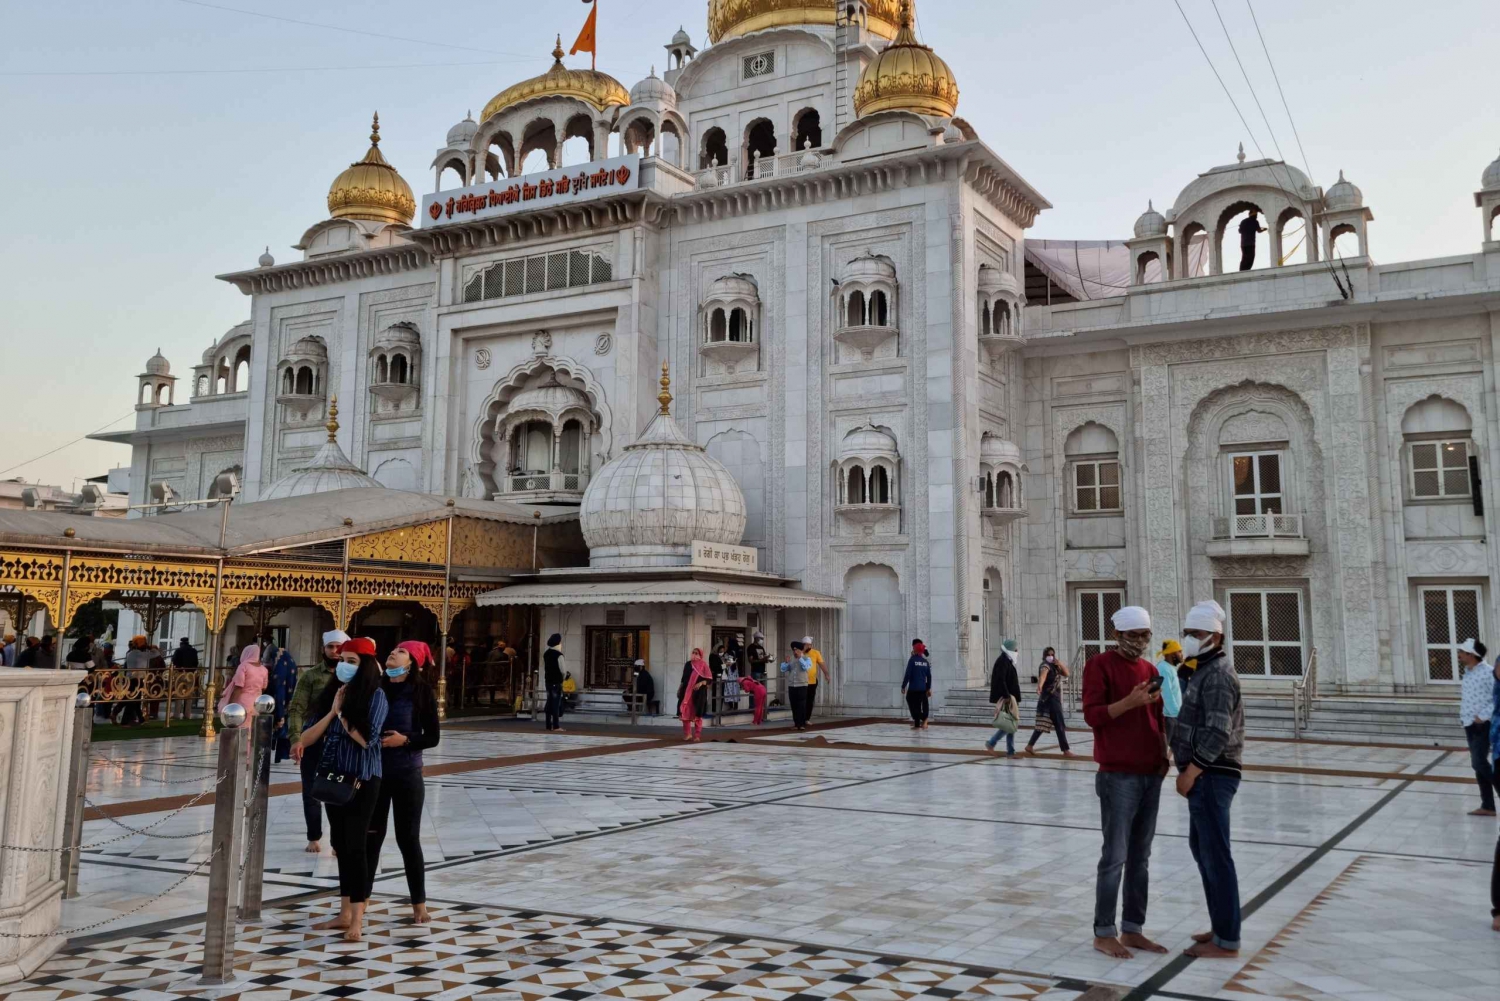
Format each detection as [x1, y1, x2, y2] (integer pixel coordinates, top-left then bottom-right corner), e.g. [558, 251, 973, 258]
[1135, 361, 1181, 631]
[0, 668, 87, 982]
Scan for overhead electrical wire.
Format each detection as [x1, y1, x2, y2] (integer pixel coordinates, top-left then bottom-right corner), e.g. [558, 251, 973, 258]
[1210, 1, 1288, 166]
[1246, 0, 1317, 187]
[1, 59, 534, 78]
[0, 413, 135, 479]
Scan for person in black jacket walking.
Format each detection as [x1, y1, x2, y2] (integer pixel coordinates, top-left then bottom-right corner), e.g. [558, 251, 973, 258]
[986, 639, 1023, 755]
[365, 642, 440, 924]
[901, 640, 932, 729]
[542, 634, 565, 731]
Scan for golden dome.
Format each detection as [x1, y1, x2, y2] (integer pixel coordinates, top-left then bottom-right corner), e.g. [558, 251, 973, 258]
[707, 0, 901, 43]
[326, 113, 416, 225]
[480, 37, 630, 122]
[852, 0, 958, 119]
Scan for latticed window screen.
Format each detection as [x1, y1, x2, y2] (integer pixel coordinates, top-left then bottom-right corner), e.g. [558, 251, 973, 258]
[1411, 441, 1470, 498]
[1420, 585, 1481, 683]
[1074, 460, 1121, 512]
[1078, 589, 1123, 660]
[461, 247, 614, 303]
[1231, 452, 1284, 515]
[1227, 589, 1304, 677]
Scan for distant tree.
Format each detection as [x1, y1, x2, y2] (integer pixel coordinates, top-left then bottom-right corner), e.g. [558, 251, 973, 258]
[66, 598, 112, 643]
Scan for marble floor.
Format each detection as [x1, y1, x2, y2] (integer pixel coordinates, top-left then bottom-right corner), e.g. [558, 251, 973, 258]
[13, 721, 1500, 1001]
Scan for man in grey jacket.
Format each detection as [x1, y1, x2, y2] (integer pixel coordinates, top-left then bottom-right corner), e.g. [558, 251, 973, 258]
[1171, 600, 1244, 959]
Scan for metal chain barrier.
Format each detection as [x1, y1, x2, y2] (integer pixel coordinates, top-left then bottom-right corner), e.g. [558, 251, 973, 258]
[3, 776, 225, 853]
[238, 743, 269, 881]
[90, 752, 221, 786]
[0, 848, 220, 940]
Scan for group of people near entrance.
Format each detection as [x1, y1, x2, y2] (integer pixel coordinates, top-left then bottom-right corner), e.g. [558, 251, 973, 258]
[270, 629, 442, 943]
[979, 602, 1249, 959]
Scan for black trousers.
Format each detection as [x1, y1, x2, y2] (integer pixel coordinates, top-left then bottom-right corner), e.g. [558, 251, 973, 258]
[1239, 242, 1255, 271]
[788, 686, 809, 728]
[299, 749, 330, 842]
[1026, 699, 1070, 751]
[366, 767, 426, 905]
[544, 685, 563, 729]
[806, 683, 818, 717]
[326, 776, 382, 903]
[1464, 722, 1496, 811]
[906, 690, 929, 725]
[1492, 833, 1499, 918]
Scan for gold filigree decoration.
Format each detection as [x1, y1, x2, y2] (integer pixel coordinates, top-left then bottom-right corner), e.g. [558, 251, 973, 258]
[348, 521, 448, 565]
[480, 37, 629, 121]
[449, 517, 532, 569]
[343, 596, 378, 627]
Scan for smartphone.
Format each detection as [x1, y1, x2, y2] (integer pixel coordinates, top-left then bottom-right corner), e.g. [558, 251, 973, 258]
[1145, 677, 1163, 694]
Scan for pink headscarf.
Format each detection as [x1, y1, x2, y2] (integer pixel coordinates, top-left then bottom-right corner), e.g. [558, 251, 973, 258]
[395, 640, 434, 668]
[688, 648, 711, 682]
[219, 643, 268, 712]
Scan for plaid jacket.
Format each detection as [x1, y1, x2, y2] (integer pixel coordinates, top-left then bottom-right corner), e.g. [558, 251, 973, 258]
[1170, 649, 1244, 776]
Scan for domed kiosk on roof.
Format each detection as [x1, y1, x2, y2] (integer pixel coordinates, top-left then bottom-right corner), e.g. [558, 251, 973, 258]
[580, 365, 746, 568]
[852, 1, 959, 119]
[327, 113, 416, 226]
[1480, 149, 1500, 245]
[260, 399, 383, 501]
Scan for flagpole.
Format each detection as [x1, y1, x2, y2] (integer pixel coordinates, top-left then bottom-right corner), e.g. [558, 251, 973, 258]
[592, 0, 597, 71]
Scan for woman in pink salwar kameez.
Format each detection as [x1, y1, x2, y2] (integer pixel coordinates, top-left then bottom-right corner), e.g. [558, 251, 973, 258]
[220, 643, 269, 717]
[740, 674, 768, 724]
[678, 649, 712, 742]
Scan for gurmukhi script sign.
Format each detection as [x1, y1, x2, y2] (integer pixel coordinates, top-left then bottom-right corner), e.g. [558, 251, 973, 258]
[691, 541, 758, 572]
[421, 154, 640, 227]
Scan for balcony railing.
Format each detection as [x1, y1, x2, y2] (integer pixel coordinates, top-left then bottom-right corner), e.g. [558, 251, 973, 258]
[694, 149, 827, 190]
[501, 471, 588, 495]
[1212, 513, 1304, 540]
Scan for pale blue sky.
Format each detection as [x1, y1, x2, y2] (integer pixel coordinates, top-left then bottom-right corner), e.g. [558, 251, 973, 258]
[3, 0, 1497, 490]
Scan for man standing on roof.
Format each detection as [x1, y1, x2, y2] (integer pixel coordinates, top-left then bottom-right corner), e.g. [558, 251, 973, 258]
[1238, 209, 1266, 270]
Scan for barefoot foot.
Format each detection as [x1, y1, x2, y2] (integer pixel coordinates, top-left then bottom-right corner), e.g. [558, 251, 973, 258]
[1093, 936, 1132, 959]
[1120, 933, 1168, 954]
[412, 903, 431, 924]
[304, 841, 321, 854]
[313, 916, 350, 931]
[342, 924, 364, 944]
[1190, 931, 1214, 944]
[1183, 941, 1238, 958]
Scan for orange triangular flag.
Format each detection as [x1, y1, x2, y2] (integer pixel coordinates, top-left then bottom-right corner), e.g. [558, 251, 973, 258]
[570, 3, 597, 67]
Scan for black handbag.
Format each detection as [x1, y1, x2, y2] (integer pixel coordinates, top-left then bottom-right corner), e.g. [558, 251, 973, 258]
[309, 741, 360, 806]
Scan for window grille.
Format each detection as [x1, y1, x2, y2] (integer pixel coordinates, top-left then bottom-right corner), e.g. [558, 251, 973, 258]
[1411, 440, 1470, 498]
[1231, 451, 1284, 515]
[1227, 589, 1304, 677]
[743, 51, 775, 79]
[1074, 460, 1121, 512]
[1077, 589, 1123, 660]
[462, 247, 614, 304]
[1419, 585, 1481, 683]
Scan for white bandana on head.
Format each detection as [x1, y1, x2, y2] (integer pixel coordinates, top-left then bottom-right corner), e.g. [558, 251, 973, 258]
[323, 629, 350, 646]
[1111, 606, 1151, 632]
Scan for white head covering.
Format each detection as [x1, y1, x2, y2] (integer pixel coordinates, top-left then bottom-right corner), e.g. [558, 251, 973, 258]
[1111, 606, 1151, 632]
[802, 635, 814, 646]
[322, 629, 350, 646]
[1183, 600, 1226, 634]
[633, 658, 646, 666]
[1457, 638, 1482, 658]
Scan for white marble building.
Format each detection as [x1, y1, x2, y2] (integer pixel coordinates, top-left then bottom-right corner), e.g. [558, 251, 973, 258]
[96, 0, 1500, 707]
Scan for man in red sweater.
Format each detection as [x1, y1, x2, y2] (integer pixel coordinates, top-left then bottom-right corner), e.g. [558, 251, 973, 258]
[1082, 604, 1169, 959]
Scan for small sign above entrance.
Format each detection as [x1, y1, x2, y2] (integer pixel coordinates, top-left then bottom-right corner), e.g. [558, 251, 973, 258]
[691, 540, 758, 572]
[421, 154, 640, 227]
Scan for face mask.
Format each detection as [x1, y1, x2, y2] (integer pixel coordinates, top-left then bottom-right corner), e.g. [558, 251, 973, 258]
[1180, 635, 1217, 659]
[1114, 633, 1150, 659]
[335, 662, 358, 684]
[385, 665, 408, 679]
[1044, 655, 1054, 663]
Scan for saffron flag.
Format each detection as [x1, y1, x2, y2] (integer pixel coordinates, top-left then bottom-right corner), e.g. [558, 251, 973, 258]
[570, 2, 597, 66]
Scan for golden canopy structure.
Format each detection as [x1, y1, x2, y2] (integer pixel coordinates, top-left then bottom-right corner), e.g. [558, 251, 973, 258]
[852, 0, 959, 119]
[480, 37, 630, 122]
[327, 113, 417, 225]
[707, 0, 902, 43]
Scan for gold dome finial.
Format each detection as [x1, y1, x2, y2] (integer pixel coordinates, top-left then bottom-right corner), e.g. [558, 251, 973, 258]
[478, 37, 630, 121]
[370, 111, 380, 145]
[708, 0, 902, 44]
[658, 362, 673, 415]
[552, 35, 565, 63]
[852, 0, 959, 119]
[326, 396, 340, 442]
[327, 112, 416, 224]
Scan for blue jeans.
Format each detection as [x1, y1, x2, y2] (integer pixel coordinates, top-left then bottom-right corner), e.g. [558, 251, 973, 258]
[985, 728, 1015, 753]
[1187, 771, 1242, 950]
[1094, 771, 1163, 938]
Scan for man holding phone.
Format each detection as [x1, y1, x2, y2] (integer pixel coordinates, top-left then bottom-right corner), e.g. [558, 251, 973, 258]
[1081, 605, 1169, 959]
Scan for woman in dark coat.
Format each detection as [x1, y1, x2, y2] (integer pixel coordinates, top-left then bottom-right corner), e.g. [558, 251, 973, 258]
[985, 640, 1023, 756]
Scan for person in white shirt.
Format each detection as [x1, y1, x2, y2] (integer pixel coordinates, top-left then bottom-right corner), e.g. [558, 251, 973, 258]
[1457, 638, 1496, 817]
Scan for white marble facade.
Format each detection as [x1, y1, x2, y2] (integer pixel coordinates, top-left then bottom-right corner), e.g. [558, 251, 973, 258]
[103, 3, 1500, 707]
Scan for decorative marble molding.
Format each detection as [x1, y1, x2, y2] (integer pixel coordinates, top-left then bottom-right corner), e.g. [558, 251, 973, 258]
[1211, 557, 1311, 578]
[1405, 540, 1488, 576]
[1218, 409, 1291, 445]
[1131, 324, 1355, 367]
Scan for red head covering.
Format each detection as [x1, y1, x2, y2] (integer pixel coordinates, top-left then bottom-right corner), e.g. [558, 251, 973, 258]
[339, 637, 378, 658]
[395, 640, 434, 668]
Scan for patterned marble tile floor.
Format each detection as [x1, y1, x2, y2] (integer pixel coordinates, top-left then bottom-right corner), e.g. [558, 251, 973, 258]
[15, 722, 1500, 1001]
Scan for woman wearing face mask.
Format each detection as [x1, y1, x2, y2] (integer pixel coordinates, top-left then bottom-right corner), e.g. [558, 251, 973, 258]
[1023, 647, 1073, 757]
[292, 637, 387, 943]
[364, 641, 441, 924]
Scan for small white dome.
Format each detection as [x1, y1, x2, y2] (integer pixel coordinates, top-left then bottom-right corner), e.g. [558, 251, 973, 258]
[705, 273, 759, 302]
[258, 246, 275, 268]
[144, 349, 170, 377]
[1134, 201, 1167, 238]
[671, 25, 692, 46]
[1324, 170, 1363, 210]
[841, 252, 897, 286]
[447, 113, 478, 148]
[630, 67, 676, 107]
[285, 335, 328, 362]
[977, 263, 1020, 296]
[980, 435, 1023, 466]
[506, 380, 594, 422]
[372, 322, 420, 352]
[260, 402, 382, 500]
[1482, 149, 1500, 191]
[580, 369, 746, 568]
[840, 424, 899, 461]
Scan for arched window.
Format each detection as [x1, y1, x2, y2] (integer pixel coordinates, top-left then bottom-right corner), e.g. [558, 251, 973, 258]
[295, 366, 313, 395]
[280, 369, 293, 394]
[1329, 223, 1359, 259]
[871, 465, 890, 504]
[197, 374, 209, 397]
[871, 290, 888, 326]
[994, 301, 1011, 337]
[390, 353, 408, 385]
[376, 354, 389, 383]
[984, 472, 995, 508]
[1278, 208, 1309, 265]
[709, 308, 727, 342]
[980, 299, 991, 335]
[729, 308, 747, 343]
[700, 127, 728, 170]
[1066, 422, 1122, 513]
[1402, 396, 1475, 500]
[744, 118, 776, 178]
[1219, 202, 1268, 273]
[997, 471, 1015, 507]
[793, 108, 822, 150]
[139, 383, 151, 406]
[847, 466, 866, 504]
[559, 419, 583, 474]
[232, 345, 250, 393]
[847, 289, 866, 327]
[660, 121, 682, 166]
[1135, 251, 1160, 285]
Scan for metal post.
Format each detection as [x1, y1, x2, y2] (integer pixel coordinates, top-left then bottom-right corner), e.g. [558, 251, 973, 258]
[239, 695, 275, 921]
[199, 705, 247, 987]
[62, 692, 94, 898]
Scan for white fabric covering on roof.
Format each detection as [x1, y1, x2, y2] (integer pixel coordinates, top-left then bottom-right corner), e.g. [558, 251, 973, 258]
[1025, 235, 1210, 300]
